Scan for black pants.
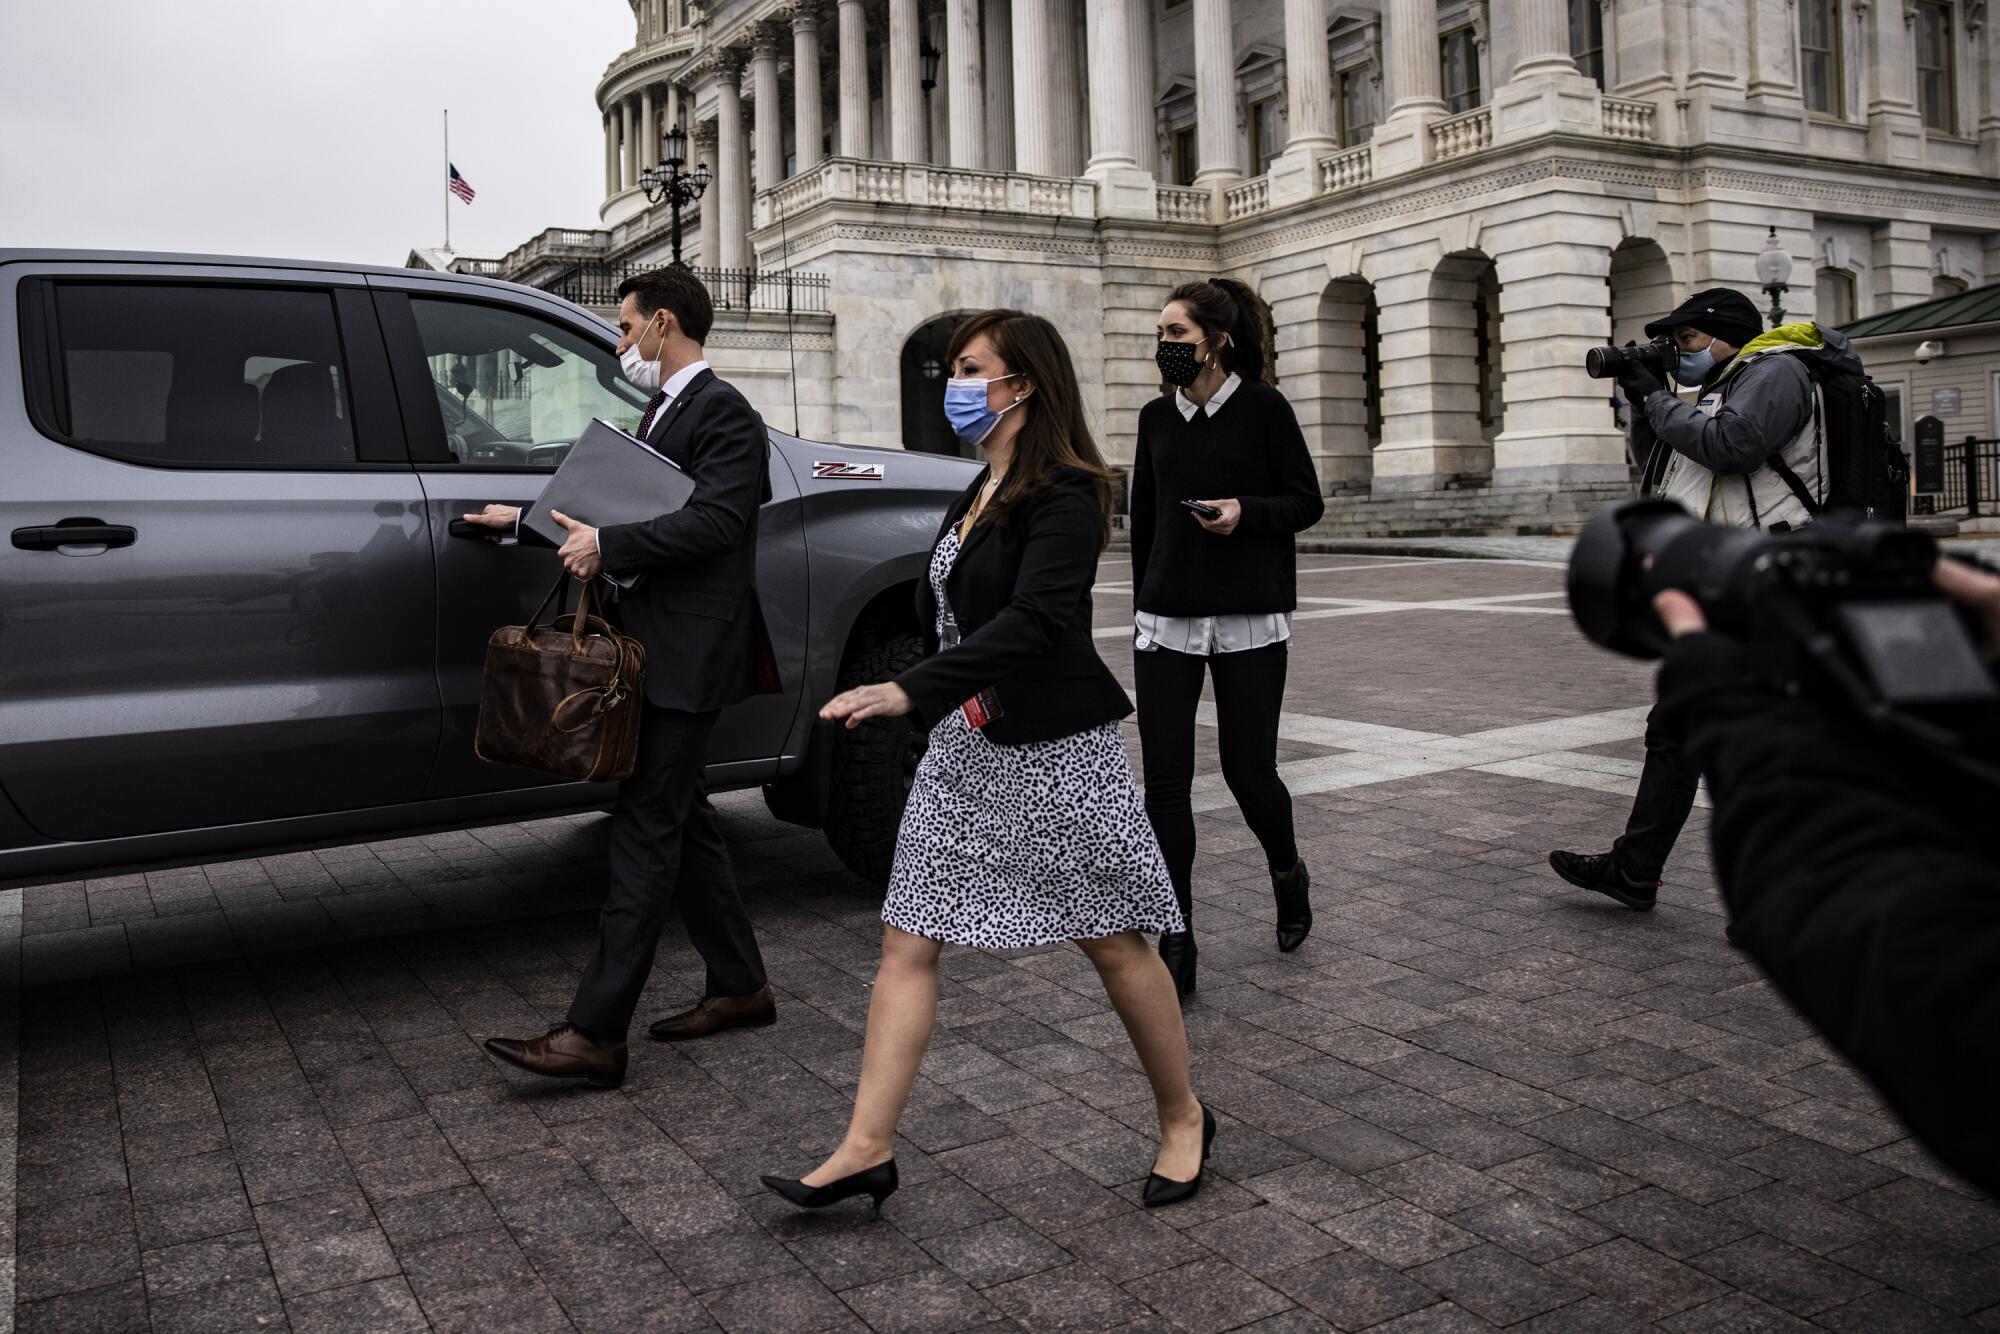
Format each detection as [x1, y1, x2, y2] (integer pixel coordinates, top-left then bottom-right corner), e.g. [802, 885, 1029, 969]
[1611, 704, 1701, 883]
[1134, 641, 1300, 927]
[568, 706, 768, 1042]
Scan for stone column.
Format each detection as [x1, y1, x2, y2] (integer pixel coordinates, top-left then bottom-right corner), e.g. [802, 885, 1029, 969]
[888, 0, 924, 162]
[1864, 0, 1925, 164]
[792, 6, 825, 171]
[1490, 0, 1599, 146]
[1269, 0, 1336, 206]
[838, 0, 870, 157]
[752, 27, 785, 190]
[1191, 0, 1240, 194]
[1979, 5, 2000, 177]
[1124, 0, 1156, 175]
[1369, 0, 1444, 175]
[1489, 226, 1630, 489]
[714, 55, 749, 269]
[621, 97, 638, 189]
[946, 0, 983, 167]
[604, 112, 621, 196]
[641, 86, 657, 174]
[1012, 0, 1060, 174]
[666, 84, 682, 138]
[696, 121, 720, 267]
[1052, 4, 1086, 176]
[1745, 0, 1803, 107]
[983, 0, 1016, 170]
[1871, 220, 1934, 314]
[1084, 0, 1157, 216]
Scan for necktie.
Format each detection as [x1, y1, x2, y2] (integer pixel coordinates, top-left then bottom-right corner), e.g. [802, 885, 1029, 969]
[636, 389, 669, 441]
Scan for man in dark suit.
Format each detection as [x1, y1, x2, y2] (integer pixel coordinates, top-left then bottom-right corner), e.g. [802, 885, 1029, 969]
[463, 269, 775, 1088]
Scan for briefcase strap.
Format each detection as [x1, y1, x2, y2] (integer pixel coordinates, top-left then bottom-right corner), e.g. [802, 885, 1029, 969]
[525, 574, 607, 654]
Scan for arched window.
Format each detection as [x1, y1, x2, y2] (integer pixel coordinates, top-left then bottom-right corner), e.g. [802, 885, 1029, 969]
[1815, 268, 1857, 326]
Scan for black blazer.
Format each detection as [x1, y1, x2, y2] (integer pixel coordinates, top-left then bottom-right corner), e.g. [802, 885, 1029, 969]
[896, 467, 1132, 745]
[592, 367, 773, 713]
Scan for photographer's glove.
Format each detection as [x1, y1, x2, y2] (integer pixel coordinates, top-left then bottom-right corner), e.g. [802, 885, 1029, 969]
[1618, 362, 1667, 408]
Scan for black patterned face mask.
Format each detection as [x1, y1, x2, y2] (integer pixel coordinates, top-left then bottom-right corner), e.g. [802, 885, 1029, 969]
[1155, 338, 1204, 388]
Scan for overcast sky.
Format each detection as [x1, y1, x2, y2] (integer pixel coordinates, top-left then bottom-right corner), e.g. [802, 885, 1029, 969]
[0, 0, 633, 267]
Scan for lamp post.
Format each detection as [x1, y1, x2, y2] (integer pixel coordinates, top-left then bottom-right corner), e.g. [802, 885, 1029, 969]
[639, 122, 712, 269]
[919, 38, 940, 160]
[1755, 226, 1794, 329]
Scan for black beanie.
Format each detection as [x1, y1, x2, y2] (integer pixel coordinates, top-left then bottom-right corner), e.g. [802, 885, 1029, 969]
[1644, 288, 1764, 346]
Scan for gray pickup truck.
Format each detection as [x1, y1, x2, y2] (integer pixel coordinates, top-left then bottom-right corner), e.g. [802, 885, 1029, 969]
[0, 251, 977, 885]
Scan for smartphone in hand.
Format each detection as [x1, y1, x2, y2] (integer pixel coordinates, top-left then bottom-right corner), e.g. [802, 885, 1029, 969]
[1181, 499, 1223, 520]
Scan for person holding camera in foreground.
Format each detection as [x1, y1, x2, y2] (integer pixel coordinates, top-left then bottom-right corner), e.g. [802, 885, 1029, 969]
[1551, 286, 1869, 911]
[1641, 559, 2000, 1196]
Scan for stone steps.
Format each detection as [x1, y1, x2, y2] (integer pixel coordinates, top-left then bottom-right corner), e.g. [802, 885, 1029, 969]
[1300, 482, 1636, 538]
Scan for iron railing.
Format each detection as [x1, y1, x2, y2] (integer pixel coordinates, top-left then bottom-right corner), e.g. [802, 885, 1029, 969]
[532, 262, 829, 314]
[1925, 437, 2000, 516]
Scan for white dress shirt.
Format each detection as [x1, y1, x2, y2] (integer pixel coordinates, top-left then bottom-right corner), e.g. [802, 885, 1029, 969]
[1134, 371, 1293, 657]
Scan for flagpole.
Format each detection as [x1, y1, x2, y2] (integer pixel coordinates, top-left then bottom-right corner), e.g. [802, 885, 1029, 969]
[443, 108, 450, 251]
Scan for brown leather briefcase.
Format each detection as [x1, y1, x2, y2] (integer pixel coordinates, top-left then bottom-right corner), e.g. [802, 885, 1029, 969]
[474, 575, 647, 783]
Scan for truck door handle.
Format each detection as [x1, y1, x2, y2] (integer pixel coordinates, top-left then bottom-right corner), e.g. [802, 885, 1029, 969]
[12, 520, 137, 551]
[448, 518, 517, 545]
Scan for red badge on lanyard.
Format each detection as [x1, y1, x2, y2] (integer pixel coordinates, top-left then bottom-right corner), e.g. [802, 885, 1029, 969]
[959, 688, 1003, 729]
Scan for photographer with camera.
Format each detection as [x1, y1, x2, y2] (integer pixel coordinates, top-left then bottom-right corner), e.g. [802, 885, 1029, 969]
[1552, 288, 1868, 911]
[1568, 499, 2000, 1193]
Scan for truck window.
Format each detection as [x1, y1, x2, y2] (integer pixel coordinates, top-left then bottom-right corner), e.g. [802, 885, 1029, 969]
[406, 297, 648, 468]
[46, 283, 357, 467]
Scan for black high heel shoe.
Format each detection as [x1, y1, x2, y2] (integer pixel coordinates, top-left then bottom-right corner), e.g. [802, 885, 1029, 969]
[1142, 1104, 1217, 1208]
[1274, 859, 1312, 953]
[1158, 930, 1197, 998]
[760, 1159, 899, 1218]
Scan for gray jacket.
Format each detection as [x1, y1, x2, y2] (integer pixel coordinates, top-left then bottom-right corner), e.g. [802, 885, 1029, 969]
[1642, 324, 1863, 529]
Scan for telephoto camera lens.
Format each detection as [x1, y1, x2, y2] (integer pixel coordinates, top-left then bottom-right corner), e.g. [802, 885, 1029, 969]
[1567, 499, 1768, 658]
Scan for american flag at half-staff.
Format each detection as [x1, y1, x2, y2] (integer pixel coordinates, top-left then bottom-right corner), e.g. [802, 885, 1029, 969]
[449, 164, 477, 204]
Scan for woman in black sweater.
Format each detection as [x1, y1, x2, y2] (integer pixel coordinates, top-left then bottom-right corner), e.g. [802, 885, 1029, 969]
[1130, 278, 1326, 996]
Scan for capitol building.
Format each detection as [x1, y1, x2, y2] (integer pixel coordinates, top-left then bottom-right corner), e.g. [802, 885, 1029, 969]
[435, 0, 2000, 530]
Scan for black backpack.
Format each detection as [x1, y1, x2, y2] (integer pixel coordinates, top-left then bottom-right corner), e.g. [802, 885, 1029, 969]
[1768, 345, 1910, 524]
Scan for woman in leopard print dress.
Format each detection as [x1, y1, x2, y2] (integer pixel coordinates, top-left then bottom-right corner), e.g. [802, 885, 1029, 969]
[761, 311, 1214, 1215]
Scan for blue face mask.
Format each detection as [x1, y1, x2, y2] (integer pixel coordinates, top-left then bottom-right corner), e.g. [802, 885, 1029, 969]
[1675, 343, 1718, 386]
[943, 374, 1022, 444]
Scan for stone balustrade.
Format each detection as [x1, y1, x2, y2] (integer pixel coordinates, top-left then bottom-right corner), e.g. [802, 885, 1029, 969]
[1600, 96, 1657, 142]
[1154, 185, 1211, 223]
[496, 226, 614, 276]
[756, 156, 1097, 227]
[1223, 175, 1271, 221]
[1430, 106, 1492, 160]
[1318, 144, 1373, 192]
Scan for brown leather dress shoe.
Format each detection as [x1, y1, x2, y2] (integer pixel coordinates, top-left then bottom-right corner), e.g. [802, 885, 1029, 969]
[484, 1023, 626, 1088]
[647, 985, 777, 1042]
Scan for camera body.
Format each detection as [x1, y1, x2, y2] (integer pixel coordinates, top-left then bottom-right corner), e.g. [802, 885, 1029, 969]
[1569, 499, 1996, 714]
[1585, 335, 1675, 382]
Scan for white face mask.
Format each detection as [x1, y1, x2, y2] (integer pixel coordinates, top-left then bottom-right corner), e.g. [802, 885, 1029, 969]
[619, 314, 668, 391]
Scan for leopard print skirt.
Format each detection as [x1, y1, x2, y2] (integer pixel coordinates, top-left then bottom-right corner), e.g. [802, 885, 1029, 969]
[880, 531, 1182, 949]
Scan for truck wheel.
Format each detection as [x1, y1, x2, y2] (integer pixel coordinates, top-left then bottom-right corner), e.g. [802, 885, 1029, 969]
[825, 631, 928, 887]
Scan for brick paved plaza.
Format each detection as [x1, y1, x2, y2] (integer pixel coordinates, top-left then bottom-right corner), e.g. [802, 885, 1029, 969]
[4, 552, 1999, 1333]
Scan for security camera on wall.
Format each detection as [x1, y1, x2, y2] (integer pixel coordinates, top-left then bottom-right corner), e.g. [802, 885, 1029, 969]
[1914, 339, 1944, 365]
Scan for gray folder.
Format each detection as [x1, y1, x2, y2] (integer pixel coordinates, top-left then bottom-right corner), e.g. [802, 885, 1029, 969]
[522, 418, 695, 551]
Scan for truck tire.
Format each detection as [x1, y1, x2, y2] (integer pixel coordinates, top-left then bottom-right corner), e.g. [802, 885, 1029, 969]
[824, 631, 928, 887]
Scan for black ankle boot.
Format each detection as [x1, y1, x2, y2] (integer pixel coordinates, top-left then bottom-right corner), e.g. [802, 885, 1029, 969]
[1158, 930, 1197, 997]
[760, 1159, 899, 1218]
[1273, 859, 1312, 953]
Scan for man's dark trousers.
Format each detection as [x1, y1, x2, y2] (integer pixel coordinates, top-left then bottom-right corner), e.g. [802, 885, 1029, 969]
[1611, 705, 1701, 882]
[567, 704, 768, 1042]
